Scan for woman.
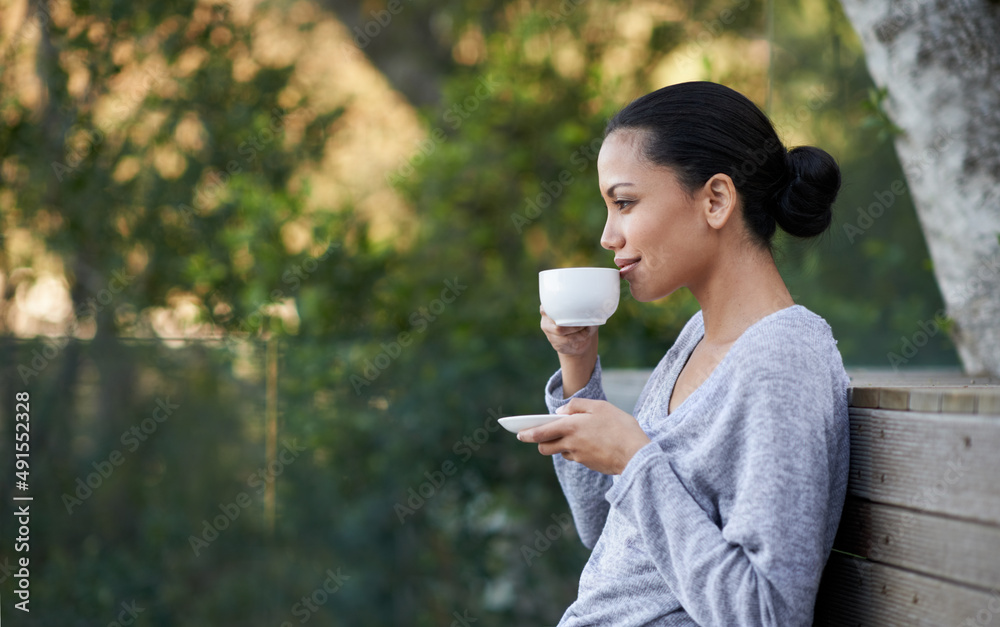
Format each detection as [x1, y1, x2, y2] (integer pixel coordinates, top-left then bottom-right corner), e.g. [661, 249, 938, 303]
[517, 82, 850, 626]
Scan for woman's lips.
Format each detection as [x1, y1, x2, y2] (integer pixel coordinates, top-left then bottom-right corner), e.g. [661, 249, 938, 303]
[616, 258, 640, 277]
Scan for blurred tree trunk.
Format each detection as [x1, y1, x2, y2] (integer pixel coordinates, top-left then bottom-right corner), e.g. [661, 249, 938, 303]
[839, 0, 1000, 376]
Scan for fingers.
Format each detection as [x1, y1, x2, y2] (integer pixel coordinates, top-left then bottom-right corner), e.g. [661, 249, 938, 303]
[516, 401, 596, 443]
[558, 398, 600, 415]
[537, 441, 570, 457]
[539, 306, 559, 330]
[517, 415, 575, 443]
[540, 307, 600, 363]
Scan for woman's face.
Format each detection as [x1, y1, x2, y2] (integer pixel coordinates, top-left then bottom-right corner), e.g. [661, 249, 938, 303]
[597, 130, 720, 302]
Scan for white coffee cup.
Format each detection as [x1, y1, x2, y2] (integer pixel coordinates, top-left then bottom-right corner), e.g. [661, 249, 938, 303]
[539, 267, 620, 326]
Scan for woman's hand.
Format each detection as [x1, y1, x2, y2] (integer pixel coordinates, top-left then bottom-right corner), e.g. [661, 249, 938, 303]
[540, 306, 600, 397]
[540, 305, 599, 357]
[518, 398, 652, 475]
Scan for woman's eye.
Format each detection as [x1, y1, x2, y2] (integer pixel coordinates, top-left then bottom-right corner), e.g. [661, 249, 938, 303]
[614, 199, 634, 211]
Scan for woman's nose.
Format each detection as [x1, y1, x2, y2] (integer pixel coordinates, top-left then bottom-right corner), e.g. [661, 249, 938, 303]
[601, 216, 623, 251]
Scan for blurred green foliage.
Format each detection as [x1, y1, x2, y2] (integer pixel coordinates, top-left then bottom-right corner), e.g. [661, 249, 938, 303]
[0, 0, 961, 624]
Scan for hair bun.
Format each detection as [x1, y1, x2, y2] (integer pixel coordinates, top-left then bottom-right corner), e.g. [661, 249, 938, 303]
[774, 146, 841, 238]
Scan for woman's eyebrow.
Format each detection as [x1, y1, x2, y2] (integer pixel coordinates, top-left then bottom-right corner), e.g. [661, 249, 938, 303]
[605, 182, 635, 198]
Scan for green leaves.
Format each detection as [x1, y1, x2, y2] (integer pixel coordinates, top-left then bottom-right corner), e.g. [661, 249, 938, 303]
[861, 85, 904, 142]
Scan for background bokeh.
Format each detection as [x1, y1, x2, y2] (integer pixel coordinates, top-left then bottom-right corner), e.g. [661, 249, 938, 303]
[0, 0, 959, 624]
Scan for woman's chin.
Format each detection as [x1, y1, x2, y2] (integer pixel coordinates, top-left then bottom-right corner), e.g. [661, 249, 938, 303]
[627, 282, 654, 303]
[628, 280, 676, 303]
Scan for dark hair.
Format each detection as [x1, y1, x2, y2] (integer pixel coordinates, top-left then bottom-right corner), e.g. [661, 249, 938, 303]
[604, 82, 840, 247]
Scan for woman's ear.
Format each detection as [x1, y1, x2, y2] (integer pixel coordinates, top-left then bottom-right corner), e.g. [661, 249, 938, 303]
[702, 173, 737, 231]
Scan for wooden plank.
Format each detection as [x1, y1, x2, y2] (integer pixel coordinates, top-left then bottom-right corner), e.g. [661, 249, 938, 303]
[847, 369, 1000, 414]
[851, 387, 880, 408]
[907, 389, 941, 413]
[833, 498, 1000, 591]
[847, 368, 1000, 387]
[941, 389, 978, 414]
[981, 391, 1000, 416]
[815, 554, 1000, 626]
[879, 388, 910, 410]
[847, 408, 1000, 525]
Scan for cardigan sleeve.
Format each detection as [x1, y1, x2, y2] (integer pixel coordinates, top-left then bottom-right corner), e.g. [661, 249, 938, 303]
[544, 356, 615, 549]
[603, 342, 849, 626]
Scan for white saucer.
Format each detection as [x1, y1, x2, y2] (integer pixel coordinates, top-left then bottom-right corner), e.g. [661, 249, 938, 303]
[498, 414, 563, 433]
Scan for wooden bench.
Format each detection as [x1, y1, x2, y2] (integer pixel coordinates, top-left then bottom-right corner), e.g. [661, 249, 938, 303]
[602, 368, 1000, 626]
[815, 371, 1000, 626]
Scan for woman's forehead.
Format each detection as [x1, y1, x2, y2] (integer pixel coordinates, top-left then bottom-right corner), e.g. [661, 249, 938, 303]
[598, 130, 674, 184]
[599, 130, 646, 169]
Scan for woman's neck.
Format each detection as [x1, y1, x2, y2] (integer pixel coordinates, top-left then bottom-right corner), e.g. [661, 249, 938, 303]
[691, 245, 794, 346]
